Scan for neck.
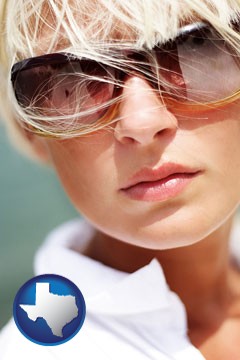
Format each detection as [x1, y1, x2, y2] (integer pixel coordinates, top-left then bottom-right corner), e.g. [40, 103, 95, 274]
[155, 218, 235, 327]
[84, 216, 240, 332]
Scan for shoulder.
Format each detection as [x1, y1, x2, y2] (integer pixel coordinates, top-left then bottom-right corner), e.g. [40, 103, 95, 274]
[0, 320, 45, 360]
[0, 318, 103, 360]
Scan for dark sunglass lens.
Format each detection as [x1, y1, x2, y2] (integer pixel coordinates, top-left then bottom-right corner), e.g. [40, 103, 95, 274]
[156, 25, 240, 104]
[155, 42, 187, 101]
[12, 55, 116, 125]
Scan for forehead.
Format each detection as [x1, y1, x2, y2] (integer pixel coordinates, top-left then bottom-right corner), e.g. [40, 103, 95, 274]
[19, 0, 194, 56]
[11, 0, 235, 60]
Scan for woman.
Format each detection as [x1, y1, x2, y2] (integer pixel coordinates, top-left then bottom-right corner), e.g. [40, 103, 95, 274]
[0, 0, 240, 358]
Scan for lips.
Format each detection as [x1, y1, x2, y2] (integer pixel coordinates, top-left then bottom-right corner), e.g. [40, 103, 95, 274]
[120, 162, 202, 202]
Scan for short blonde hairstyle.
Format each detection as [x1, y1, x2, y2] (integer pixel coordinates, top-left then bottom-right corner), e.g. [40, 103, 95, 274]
[1, 0, 240, 159]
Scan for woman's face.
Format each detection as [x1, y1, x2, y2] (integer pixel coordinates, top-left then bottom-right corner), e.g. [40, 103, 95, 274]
[36, 72, 240, 250]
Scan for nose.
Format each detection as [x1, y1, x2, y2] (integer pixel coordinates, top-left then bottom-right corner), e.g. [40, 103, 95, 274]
[114, 76, 178, 145]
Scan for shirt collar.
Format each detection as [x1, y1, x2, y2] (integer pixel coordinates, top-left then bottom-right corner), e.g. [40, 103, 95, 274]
[34, 218, 206, 360]
[34, 219, 185, 319]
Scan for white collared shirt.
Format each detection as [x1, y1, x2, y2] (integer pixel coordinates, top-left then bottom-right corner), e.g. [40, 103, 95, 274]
[2, 218, 239, 360]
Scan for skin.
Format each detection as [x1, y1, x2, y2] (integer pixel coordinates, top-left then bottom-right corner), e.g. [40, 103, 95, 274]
[26, 56, 240, 359]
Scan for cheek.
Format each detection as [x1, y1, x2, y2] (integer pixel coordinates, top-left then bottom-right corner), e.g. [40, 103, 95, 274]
[179, 115, 240, 227]
[198, 119, 240, 177]
[178, 104, 240, 178]
[45, 137, 117, 216]
[188, 117, 240, 208]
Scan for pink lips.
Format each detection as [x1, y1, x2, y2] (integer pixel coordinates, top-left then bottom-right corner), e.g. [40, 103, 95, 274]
[120, 163, 202, 202]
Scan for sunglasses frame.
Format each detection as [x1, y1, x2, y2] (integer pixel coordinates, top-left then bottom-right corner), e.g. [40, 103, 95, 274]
[10, 21, 240, 138]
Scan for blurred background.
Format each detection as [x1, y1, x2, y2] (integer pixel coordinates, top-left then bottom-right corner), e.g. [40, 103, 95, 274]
[0, 124, 78, 329]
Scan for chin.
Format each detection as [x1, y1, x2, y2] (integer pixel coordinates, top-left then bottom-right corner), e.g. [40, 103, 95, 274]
[115, 209, 229, 250]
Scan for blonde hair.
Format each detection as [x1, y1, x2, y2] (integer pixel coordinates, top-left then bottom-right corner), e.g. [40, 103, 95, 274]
[1, 0, 240, 159]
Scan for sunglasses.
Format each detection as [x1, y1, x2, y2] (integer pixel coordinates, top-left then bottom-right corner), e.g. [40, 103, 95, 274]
[11, 21, 240, 137]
